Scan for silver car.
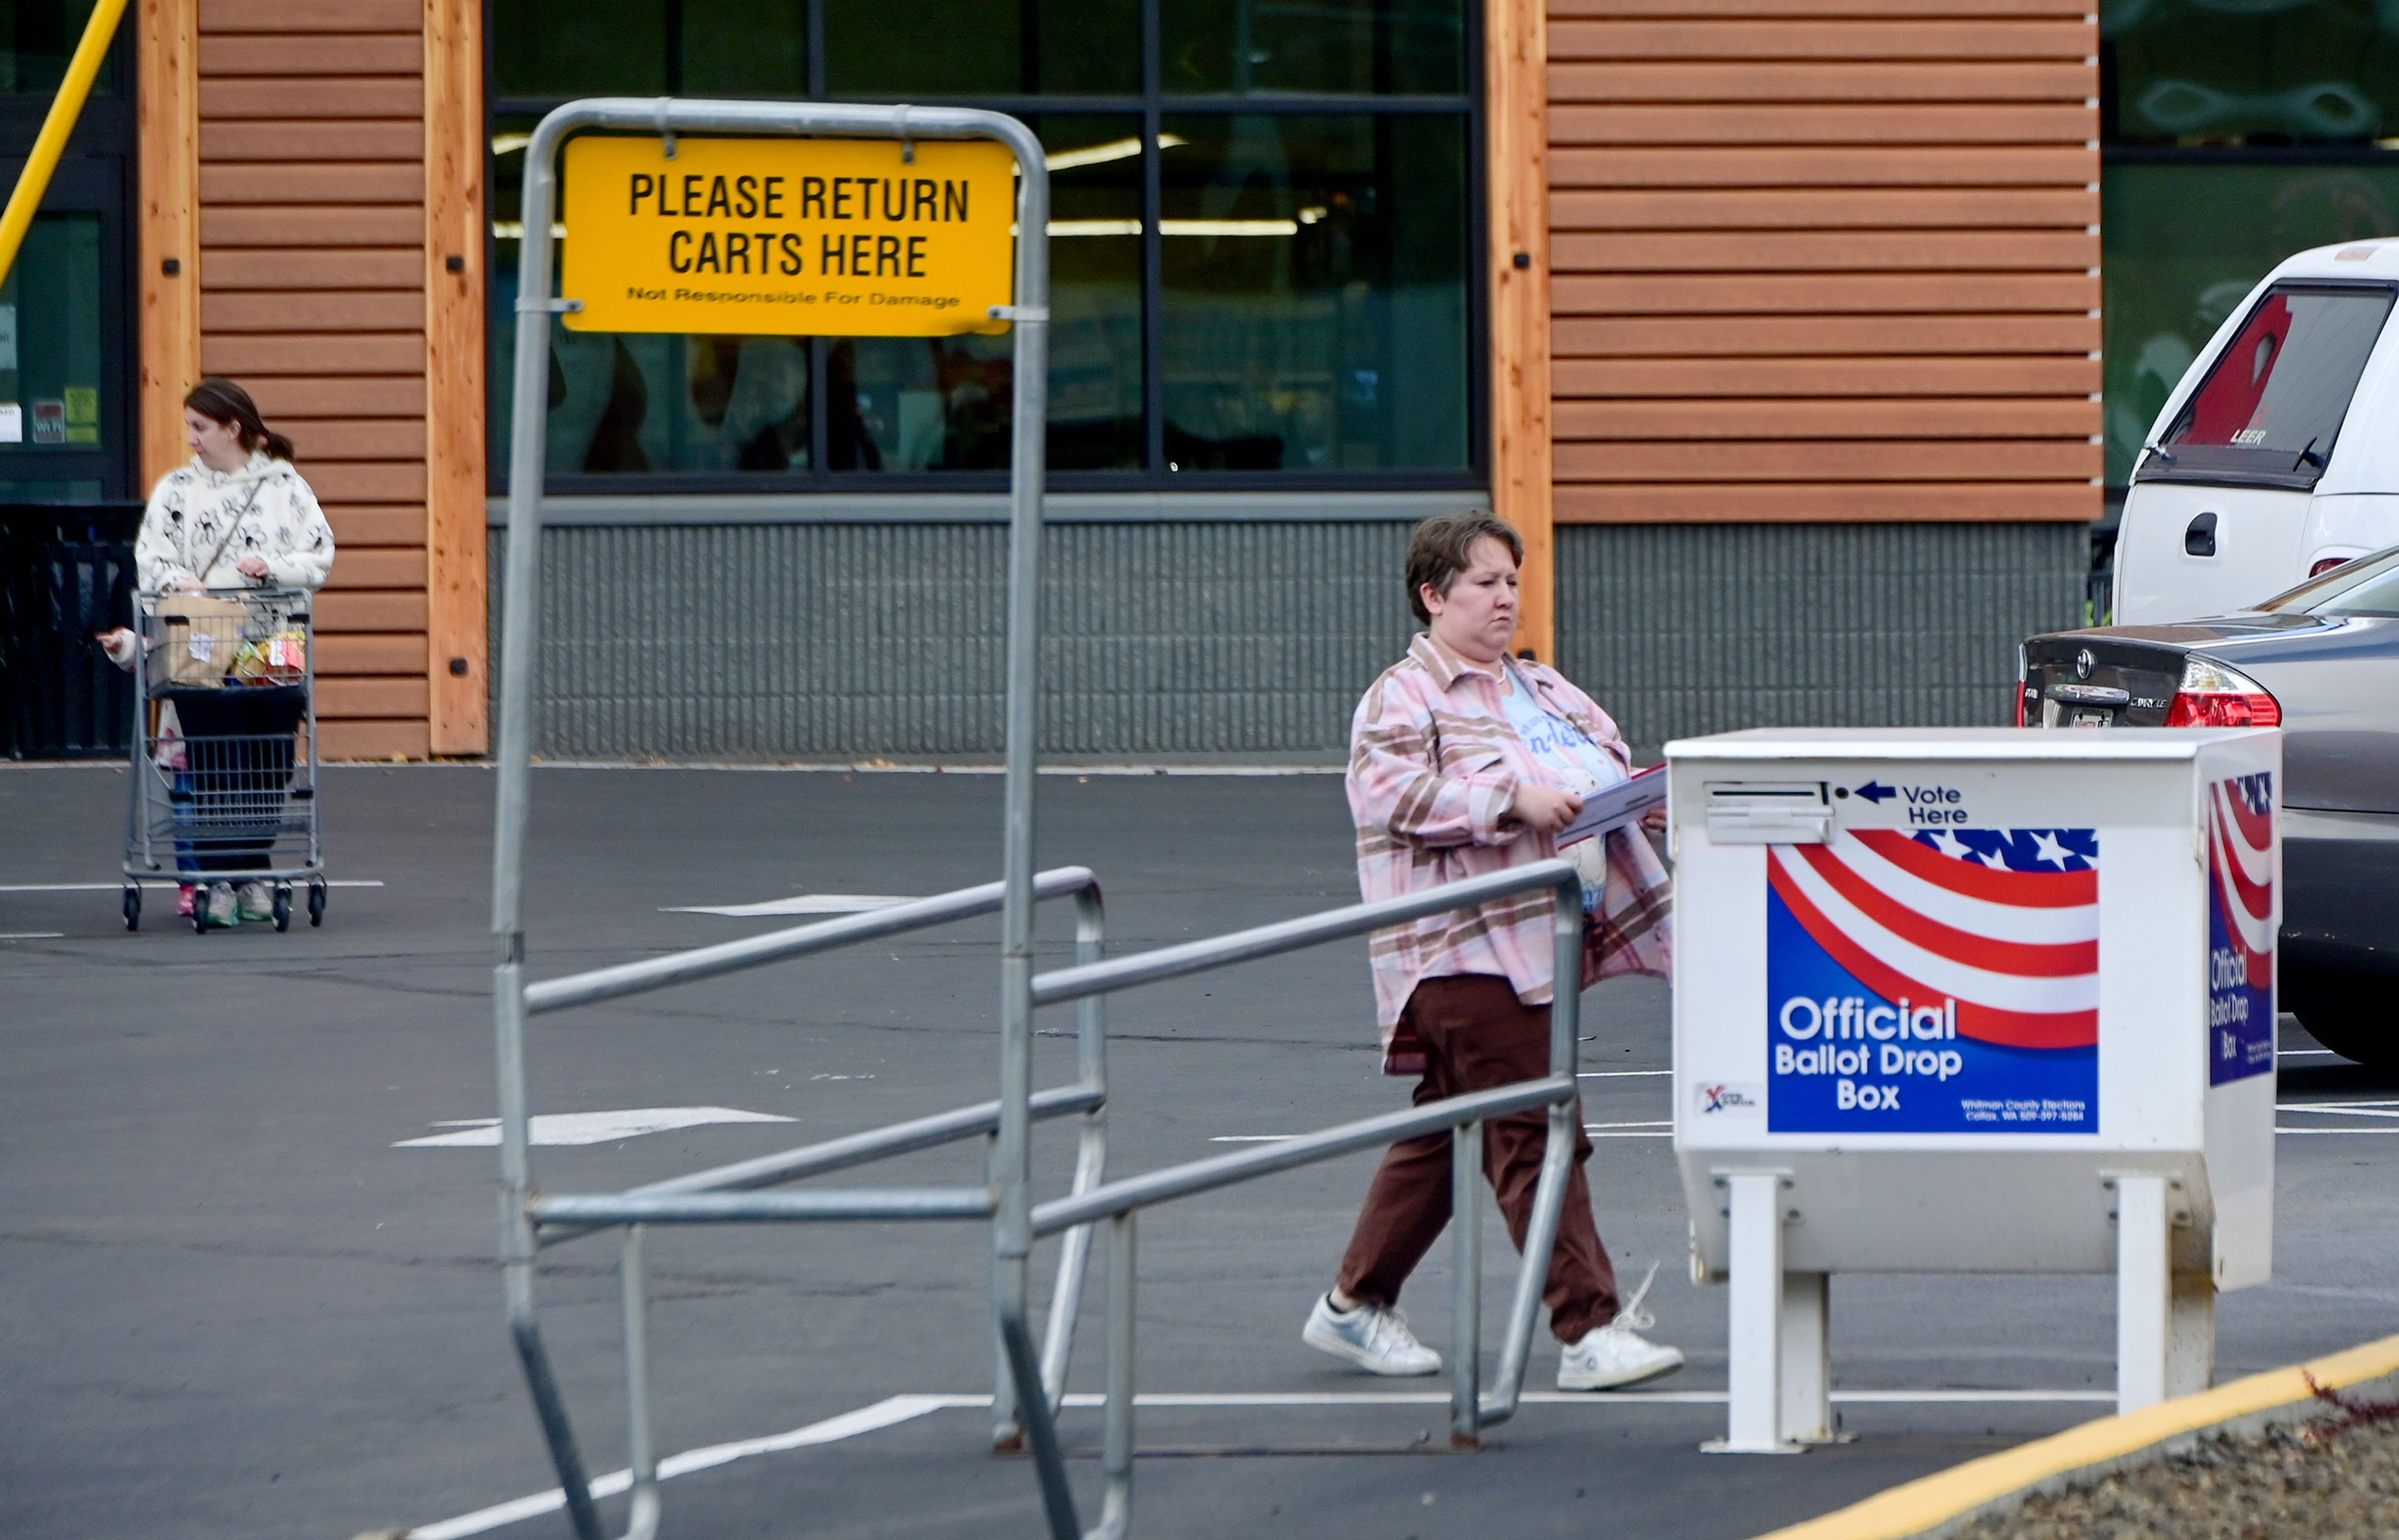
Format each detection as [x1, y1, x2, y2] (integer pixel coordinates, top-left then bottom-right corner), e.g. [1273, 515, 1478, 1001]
[2020, 547, 2399, 1069]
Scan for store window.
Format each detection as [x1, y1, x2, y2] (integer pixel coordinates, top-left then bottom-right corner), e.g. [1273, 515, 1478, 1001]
[2100, 0, 2399, 487]
[488, 0, 1478, 492]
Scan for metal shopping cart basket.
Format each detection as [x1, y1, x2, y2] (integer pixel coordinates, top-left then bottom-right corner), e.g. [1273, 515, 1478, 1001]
[121, 587, 326, 933]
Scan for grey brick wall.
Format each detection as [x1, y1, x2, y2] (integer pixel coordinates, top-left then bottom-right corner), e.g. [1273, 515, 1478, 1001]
[492, 519, 2084, 760]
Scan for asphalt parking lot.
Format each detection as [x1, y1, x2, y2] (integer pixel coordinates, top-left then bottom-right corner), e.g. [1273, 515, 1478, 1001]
[5, 763, 2397, 1540]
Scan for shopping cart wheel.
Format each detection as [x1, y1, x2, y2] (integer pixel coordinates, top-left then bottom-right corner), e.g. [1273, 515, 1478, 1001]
[191, 894, 209, 934]
[307, 880, 327, 928]
[272, 885, 293, 933]
[122, 885, 140, 932]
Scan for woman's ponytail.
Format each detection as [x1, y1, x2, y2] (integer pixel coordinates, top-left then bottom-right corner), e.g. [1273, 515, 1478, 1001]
[183, 376, 295, 462]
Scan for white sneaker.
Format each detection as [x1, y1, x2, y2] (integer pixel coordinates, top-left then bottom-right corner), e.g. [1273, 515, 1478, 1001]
[1303, 1294, 1442, 1376]
[1558, 1263, 1684, 1391]
[235, 880, 274, 922]
[204, 882, 240, 930]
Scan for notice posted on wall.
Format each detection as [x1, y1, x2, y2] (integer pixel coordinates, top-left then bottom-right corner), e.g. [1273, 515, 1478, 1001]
[2207, 772, 2275, 1085]
[0, 404, 20, 444]
[1763, 825, 2100, 1134]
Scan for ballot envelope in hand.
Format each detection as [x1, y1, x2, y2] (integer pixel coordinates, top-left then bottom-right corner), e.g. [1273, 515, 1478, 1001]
[1556, 763, 1666, 847]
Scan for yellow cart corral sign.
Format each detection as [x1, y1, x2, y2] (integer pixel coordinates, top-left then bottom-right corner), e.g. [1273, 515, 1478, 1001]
[559, 135, 1018, 337]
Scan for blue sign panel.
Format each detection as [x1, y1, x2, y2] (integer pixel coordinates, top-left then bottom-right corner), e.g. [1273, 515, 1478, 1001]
[1765, 827, 2100, 1135]
[2207, 772, 2276, 1086]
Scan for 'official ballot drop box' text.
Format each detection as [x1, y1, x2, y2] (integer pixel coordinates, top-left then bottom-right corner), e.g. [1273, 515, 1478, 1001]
[1667, 728, 2280, 1451]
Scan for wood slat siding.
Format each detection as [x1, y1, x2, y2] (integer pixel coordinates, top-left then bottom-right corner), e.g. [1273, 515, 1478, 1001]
[197, 0, 428, 759]
[1546, 0, 2101, 524]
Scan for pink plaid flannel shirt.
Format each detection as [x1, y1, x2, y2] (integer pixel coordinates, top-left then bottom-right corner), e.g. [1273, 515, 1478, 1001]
[1347, 634, 1673, 1070]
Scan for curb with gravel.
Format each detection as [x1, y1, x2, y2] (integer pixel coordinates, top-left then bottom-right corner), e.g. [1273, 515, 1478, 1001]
[1749, 1331, 2399, 1540]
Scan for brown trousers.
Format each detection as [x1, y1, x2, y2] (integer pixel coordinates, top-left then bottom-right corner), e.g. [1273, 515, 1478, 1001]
[1335, 974, 1622, 1343]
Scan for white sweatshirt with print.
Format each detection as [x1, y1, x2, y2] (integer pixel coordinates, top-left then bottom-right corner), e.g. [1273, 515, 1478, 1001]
[136, 451, 336, 593]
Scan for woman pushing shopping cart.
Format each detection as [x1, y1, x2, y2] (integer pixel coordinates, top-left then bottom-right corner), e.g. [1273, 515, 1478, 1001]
[101, 379, 335, 932]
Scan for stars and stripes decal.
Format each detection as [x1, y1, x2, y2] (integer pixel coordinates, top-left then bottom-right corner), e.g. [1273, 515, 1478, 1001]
[2208, 772, 2276, 1085]
[1765, 827, 2100, 1053]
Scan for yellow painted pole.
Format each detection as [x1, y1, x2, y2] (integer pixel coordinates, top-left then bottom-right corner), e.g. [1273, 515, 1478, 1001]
[0, 0, 134, 285]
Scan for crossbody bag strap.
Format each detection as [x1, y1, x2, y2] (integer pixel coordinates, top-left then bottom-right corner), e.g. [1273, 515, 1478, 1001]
[194, 477, 267, 585]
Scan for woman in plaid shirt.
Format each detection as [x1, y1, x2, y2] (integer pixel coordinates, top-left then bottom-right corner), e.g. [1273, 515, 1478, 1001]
[1301, 511, 1683, 1391]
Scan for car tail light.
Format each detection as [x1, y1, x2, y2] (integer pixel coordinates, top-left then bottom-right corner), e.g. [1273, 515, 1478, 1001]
[2163, 656, 2281, 727]
[2309, 556, 2350, 579]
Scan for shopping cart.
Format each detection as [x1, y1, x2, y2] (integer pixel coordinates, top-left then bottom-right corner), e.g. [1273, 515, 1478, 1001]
[120, 587, 326, 933]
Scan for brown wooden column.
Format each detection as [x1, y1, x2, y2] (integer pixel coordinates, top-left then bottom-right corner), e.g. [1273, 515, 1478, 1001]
[137, 0, 200, 489]
[197, 0, 433, 760]
[1488, 0, 1557, 661]
[424, 0, 485, 755]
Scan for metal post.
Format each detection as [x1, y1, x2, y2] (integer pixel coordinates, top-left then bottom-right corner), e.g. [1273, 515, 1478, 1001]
[490, 102, 610, 1540]
[980, 114, 1080, 1540]
[1477, 871, 1581, 1426]
[1709, 1170, 1797, 1454]
[2115, 1173, 2172, 1414]
[620, 1227, 661, 1540]
[1450, 1118, 1483, 1449]
[2168, 1268, 2215, 1401]
[1779, 1272, 1832, 1444]
[1041, 888, 1111, 1399]
[1091, 1211, 1136, 1540]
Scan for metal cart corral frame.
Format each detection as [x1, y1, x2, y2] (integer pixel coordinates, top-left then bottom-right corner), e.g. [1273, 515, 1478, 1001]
[494, 99, 1586, 1540]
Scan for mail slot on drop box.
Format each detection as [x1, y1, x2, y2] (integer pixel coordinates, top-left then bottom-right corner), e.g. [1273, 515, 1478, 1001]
[1666, 728, 2280, 1451]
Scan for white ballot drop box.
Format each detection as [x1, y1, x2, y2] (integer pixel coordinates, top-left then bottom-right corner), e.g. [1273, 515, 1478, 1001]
[1667, 728, 2280, 1451]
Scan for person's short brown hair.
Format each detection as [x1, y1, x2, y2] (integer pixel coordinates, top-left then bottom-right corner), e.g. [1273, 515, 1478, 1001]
[1404, 510, 1524, 623]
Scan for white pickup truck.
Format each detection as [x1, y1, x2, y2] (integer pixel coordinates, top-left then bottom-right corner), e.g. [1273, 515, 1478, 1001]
[2115, 237, 2399, 625]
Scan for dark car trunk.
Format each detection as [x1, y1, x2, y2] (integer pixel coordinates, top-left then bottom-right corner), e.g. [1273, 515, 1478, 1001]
[2019, 635, 2188, 728]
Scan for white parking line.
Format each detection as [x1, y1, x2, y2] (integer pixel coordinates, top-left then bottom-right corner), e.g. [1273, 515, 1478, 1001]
[1578, 1070, 1671, 1079]
[404, 1385, 2118, 1538]
[663, 894, 915, 918]
[407, 1394, 963, 1540]
[0, 931, 64, 940]
[0, 879, 384, 891]
[2277, 1127, 2399, 1135]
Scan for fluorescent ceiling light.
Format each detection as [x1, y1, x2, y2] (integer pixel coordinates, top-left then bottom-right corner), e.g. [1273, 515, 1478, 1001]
[1041, 132, 1185, 172]
[490, 221, 569, 240]
[1161, 218, 1299, 236]
[492, 132, 532, 156]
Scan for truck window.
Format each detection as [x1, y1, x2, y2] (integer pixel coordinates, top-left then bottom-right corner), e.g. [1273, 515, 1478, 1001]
[2145, 284, 2395, 487]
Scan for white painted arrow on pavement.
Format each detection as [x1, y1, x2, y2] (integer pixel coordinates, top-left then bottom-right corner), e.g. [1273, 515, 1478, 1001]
[395, 1106, 795, 1148]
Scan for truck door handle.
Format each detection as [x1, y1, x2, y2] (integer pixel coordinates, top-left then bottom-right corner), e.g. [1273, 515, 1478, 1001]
[2185, 512, 2218, 557]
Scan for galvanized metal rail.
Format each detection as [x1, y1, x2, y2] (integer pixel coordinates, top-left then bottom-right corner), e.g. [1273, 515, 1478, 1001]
[492, 98, 1073, 1540]
[1003, 858, 1586, 1540]
[492, 95, 1596, 1540]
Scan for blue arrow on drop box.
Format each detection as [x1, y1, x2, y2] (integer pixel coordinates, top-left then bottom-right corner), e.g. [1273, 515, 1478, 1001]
[1852, 781, 1895, 803]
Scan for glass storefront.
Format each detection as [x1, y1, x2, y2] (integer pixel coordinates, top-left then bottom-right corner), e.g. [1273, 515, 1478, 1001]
[2100, 0, 2399, 487]
[488, 0, 1478, 492]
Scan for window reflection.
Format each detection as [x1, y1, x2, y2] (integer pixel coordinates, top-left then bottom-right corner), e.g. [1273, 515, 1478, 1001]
[836, 115, 1145, 472]
[824, 0, 1138, 96]
[2100, 164, 2399, 484]
[0, 214, 106, 454]
[2103, 0, 2399, 144]
[1160, 114, 1468, 472]
[1162, 0, 1464, 95]
[493, 0, 667, 96]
